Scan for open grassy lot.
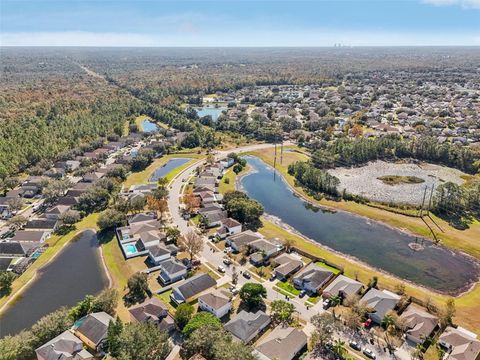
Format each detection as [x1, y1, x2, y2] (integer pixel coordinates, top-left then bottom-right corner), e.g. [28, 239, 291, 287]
[123, 153, 203, 187]
[276, 280, 300, 296]
[315, 261, 342, 275]
[248, 148, 480, 260]
[219, 164, 251, 194]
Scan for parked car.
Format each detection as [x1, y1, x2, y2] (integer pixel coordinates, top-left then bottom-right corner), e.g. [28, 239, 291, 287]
[230, 286, 239, 295]
[217, 265, 226, 273]
[363, 319, 372, 328]
[322, 298, 331, 309]
[223, 258, 232, 265]
[224, 247, 232, 253]
[269, 274, 276, 281]
[243, 271, 251, 279]
[363, 349, 376, 359]
[349, 341, 361, 351]
[299, 289, 307, 298]
[192, 259, 201, 266]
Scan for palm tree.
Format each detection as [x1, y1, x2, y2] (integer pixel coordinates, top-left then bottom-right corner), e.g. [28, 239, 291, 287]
[332, 339, 347, 358]
[381, 314, 395, 330]
[330, 294, 342, 318]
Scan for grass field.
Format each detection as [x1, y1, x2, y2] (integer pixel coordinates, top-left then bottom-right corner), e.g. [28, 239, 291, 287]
[315, 261, 342, 275]
[218, 164, 251, 194]
[276, 280, 300, 296]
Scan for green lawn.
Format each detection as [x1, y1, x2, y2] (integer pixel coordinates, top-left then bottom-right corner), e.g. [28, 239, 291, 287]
[315, 261, 342, 275]
[275, 280, 300, 296]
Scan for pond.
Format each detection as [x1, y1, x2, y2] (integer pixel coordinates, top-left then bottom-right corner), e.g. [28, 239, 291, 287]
[141, 118, 159, 133]
[195, 106, 227, 121]
[0, 230, 108, 337]
[240, 156, 479, 294]
[149, 158, 192, 182]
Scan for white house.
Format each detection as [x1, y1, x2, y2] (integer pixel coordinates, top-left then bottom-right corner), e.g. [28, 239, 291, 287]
[198, 289, 232, 318]
[215, 217, 242, 239]
[147, 245, 171, 266]
[158, 259, 188, 285]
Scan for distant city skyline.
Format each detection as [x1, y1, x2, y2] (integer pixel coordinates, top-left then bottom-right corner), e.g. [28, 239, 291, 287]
[1, 0, 479, 46]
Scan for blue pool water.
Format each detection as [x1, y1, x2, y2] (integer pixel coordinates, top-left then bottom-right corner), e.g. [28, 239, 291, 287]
[149, 158, 192, 182]
[125, 244, 138, 255]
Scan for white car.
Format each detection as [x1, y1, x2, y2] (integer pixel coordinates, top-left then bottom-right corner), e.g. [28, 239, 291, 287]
[217, 265, 226, 273]
[363, 349, 376, 359]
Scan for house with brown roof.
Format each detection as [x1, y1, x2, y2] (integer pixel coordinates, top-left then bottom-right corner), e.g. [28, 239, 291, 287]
[322, 275, 363, 300]
[401, 304, 439, 345]
[293, 263, 334, 295]
[198, 289, 232, 318]
[271, 253, 303, 280]
[254, 326, 307, 360]
[128, 297, 174, 333]
[439, 327, 480, 360]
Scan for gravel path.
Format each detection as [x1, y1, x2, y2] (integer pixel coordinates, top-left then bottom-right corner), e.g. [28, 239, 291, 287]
[329, 160, 465, 205]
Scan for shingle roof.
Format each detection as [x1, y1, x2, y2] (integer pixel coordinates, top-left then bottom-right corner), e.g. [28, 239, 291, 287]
[75, 312, 114, 347]
[322, 275, 363, 298]
[160, 259, 187, 274]
[294, 263, 334, 291]
[255, 326, 307, 360]
[175, 272, 216, 300]
[439, 327, 480, 360]
[25, 219, 58, 230]
[361, 289, 400, 320]
[198, 289, 231, 310]
[401, 304, 439, 342]
[224, 310, 271, 343]
[11, 230, 46, 242]
[36, 330, 92, 360]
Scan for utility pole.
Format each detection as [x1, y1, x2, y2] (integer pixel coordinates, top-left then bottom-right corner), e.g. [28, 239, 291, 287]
[427, 183, 435, 215]
[273, 142, 277, 181]
[419, 185, 428, 217]
[280, 139, 284, 164]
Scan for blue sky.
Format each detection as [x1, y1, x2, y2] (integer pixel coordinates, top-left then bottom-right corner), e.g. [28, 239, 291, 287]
[1, 0, 479, 46]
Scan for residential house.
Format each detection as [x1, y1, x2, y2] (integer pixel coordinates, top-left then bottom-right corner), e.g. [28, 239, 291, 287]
[82, 172, 105, 183]
[25, 218, 59, 233]
[224, 310, 271, 344]
[202, 210, 228, 228]
[45, 205, 71, 220]
[360, 289, 400, 324]
[0, 257, 12, 271]
[439, 327, 480, 360]
[215, 217, 242, 239]
[438, 326, 480, 360]
[0, 202, 12, 220]
[248, 239, 282, 266]
[35, 330, 93, 360]
[254, 326, 307, 360]
[271, 254, 303, 281]
[198, 289, 232, 318]
[147, 245, 172, 266]
[170, 272, 217, 304]
[401, 304, 439, 345]
[322, 275, 363, 299]
[293, 263, 334, 295]
[158, 259, 188, 285]
[11, 230, 49, 243]
[226, 230, 263, 252]
[74, 312, 114, 352]
[128, 297, 175, 333]
[0, 242, 37, 257]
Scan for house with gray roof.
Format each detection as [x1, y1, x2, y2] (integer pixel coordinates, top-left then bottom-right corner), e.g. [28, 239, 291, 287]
[254, 326, 307, 360]
[35, 330, 93, 360]
[322, 275, 363, 300]
[226, 230, 263, 252]
[360, 289, 400, 324]
[74, 312, 114, 352]
[170, 272, 216, 304]
[158, 259, 188, 285]
[271, 254, 303, 280]
[293, 263, 334, 295]
[198, 289, 232, 318]
[224, 310, 271, 343]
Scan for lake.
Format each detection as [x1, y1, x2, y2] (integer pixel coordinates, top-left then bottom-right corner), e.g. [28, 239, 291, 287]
[150, 158, 192, 182]
[195, 106, 227, 121]
[141, 118, 159, 133]
[240, 156, 479, 294]
[0, 230, 108, 337]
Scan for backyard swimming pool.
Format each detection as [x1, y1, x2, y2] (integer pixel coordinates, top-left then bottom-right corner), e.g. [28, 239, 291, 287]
[125, 243, 138, 255]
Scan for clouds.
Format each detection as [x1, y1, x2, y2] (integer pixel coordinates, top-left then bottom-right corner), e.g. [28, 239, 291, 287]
[421, 0, 480, 8]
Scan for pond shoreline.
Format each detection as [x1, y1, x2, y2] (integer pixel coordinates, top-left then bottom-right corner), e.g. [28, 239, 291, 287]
[237, 156, 480, 298]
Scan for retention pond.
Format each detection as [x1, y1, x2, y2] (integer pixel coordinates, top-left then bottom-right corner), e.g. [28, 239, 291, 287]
[0, 230, 108, 337]
[240, 156, 478, 295]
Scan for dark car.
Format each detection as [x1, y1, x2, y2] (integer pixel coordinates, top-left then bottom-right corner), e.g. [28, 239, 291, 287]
[243, 271, 251, 279]
[299, 289, 307, 298]
[349, 341, 361, 351]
